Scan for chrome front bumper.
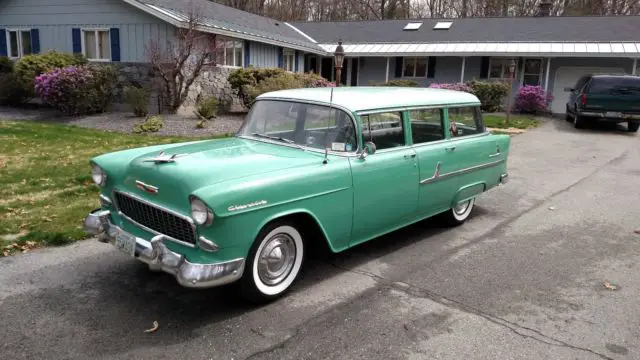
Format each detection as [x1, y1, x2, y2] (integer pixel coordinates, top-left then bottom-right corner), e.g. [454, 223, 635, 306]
[83, 209, 245, 288]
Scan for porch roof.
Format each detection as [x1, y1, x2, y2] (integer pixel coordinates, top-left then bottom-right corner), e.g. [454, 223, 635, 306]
[318, 42, 640, 58]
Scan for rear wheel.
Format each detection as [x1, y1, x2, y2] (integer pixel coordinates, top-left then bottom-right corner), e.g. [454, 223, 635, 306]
[240, 221, 304, 303]
[439, 198, 475, 226]
[628, 122, 639, 133]
[565, 105, 572, 122]
[573, 107, 586, 129]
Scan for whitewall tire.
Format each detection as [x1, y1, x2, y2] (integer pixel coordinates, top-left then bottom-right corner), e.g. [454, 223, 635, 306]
[440, 198, 475, 226]
[240, 222, 304, 302]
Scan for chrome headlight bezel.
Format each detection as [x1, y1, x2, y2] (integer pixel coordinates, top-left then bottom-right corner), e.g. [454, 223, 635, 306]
[91, 163, 107, 187]
[190, 196, 214, 226]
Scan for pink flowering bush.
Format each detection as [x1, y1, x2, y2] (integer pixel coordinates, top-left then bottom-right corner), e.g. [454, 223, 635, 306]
[35, 64, 116, 115]
[514, 85, 552, 114]
[428, 82, 474, 93]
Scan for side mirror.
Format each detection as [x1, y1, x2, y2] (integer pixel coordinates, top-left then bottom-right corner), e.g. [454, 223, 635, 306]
[358, 141, 376, 160]
[563, 87, 574, 92]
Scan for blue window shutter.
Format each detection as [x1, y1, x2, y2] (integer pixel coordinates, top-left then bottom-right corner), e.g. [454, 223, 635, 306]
[294, 51, 299, 72]
[277, 47, 283, 68]
[427, 56, 436, 78]
[0, 29, 6, 57]
[244, 41, 250, 67]
[110, 28, 120, 61]
[30, 29, 40, 54]
[72, 28, 82, 54]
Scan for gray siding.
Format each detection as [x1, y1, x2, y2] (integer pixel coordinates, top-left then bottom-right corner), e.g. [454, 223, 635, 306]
[249, 42, 278, 68]
[358, 57, 388, 85]
[0, 0, 173, 62]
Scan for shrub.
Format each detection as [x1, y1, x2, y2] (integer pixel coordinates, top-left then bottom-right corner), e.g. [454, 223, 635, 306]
[428, 82, 473, 93]
[15, 51, 87, 97]
[245, 73, 306, 107]
[124, 86, 150, 117]
[34, 64, 116, 115]
[373, 79, 419, 87]
[0, 73, 30, 105]
[469, 81, 509, 112]
[196, 97, 218, 120]
[514, 85, 553, 114]
[133, 115, 163, 133]
[0, 57, 14, 74]
[229, 67, 333, 108]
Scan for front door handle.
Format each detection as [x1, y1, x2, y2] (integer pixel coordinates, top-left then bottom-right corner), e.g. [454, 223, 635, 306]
[445, 146, 456, 152]
[404, 153, 417, 159]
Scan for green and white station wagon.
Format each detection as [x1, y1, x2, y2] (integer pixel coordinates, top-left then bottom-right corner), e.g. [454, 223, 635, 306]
[84, 87, 511, 302]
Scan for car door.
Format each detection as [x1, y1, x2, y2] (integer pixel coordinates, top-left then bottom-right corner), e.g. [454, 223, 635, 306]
[408, 108, 459, 216]
[349, 111, 419, 246]
[445, 106, 503, 204]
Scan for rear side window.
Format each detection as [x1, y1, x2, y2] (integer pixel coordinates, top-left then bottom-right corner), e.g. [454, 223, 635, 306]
[448, 106, 484, 137]
[574, 76, 590, 91]
[587, 77, 640, 95]
[409, 109, 444, 144]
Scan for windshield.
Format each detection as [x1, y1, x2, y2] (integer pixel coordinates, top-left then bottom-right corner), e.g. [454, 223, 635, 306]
[237, 100, 358, 152]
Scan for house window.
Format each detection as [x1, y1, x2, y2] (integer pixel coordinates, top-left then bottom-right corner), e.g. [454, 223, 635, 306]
[6, 29, 32, 58]
[283, 49, 295, 72]
[217, 37, 244, 67]
[403, 57, 427, 77]
[488, 58, 516, 79]
[82, 30, 110, 61]
[522, 59, 542, 86]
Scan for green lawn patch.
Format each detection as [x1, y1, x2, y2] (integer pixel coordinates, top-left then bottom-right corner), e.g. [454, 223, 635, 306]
[483, 114, 540, 129]
[0, 120, 219, 256]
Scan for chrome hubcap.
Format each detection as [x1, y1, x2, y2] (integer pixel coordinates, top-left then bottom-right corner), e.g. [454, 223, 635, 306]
[454, 200, 471, 215]
[257, 234, 296, 286]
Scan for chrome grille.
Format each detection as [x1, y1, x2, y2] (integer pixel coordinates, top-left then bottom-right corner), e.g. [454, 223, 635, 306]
[114, 191, 196, 245]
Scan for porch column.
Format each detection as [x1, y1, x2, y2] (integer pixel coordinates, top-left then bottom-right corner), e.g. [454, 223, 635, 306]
[633, 58, 638, 75]
[544, 58, 552, 92]
[460, 57, 466, 83]
[385, 57, 390, 83]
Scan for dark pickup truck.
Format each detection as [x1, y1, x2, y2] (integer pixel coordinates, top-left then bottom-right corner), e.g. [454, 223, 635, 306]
[565, 75, 640, 132]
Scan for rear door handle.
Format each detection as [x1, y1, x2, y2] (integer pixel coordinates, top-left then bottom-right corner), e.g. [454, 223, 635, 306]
[404, 153, 416, 159]
[445, 146, 456, 152]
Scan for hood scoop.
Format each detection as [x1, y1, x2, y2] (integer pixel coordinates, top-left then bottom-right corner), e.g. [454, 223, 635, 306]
[143, 151, 187, 164]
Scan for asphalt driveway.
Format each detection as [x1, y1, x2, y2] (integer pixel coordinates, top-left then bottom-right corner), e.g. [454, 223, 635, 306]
[1, 119, 639, 360]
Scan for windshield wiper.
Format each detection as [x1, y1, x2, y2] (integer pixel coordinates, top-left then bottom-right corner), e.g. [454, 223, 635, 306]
[251, 133, 303, 149]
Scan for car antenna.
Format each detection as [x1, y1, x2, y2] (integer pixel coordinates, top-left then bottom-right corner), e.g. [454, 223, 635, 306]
[322, 86, 334, 165]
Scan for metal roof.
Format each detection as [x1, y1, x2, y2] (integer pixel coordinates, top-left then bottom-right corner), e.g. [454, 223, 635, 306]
[123, 0, 326, 54]
[257, 87, 480, 113]
[318, 42, 640, 57]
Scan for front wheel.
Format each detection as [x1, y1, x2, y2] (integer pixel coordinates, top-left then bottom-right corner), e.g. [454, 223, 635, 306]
[240, 222, 304, 303]
[628, 122, 639, 133]
[439, 198, 475, 226]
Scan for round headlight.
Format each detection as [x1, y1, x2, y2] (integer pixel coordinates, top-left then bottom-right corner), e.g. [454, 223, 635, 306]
[91, 163, 107, 186]
[190, 197, 213, 226]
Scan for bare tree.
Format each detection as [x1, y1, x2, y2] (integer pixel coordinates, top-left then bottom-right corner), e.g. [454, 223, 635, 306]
[146, 5, 219, 113]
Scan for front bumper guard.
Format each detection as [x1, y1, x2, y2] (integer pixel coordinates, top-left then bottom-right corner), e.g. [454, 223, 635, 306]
[84, 209, 245, 288]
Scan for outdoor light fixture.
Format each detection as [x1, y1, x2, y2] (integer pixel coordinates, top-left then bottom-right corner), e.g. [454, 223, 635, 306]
[334, 40, 345, 86]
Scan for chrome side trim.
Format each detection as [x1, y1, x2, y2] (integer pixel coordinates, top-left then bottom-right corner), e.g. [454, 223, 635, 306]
[420, 158, 505, 185]
[99, 194, 112, 205]
[198, 236, 220, 252]
[112, 189, 197, 248]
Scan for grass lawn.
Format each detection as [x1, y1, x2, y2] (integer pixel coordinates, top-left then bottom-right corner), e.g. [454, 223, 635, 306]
[483, 114, 540, 130]
[0, 120, 215, 256]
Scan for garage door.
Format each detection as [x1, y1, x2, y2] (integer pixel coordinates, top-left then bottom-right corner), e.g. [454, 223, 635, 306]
[551, 67, 626, 114]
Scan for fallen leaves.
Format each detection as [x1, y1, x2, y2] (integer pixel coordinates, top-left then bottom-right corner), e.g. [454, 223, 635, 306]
[603, 281, 618, 291]
[1, 240, 37, 256]
[634, 229, 640, 235]
[144, 321, 159, 333]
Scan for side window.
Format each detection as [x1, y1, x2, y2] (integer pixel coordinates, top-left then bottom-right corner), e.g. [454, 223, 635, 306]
[409, 109, 444, 144]
[361, 112, 405, 150]
[574, 76, 589, 91]
[448, 106, 484, 137]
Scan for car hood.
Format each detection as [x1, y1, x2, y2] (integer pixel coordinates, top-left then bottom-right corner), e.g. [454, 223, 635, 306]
[117, 137, 322, 205]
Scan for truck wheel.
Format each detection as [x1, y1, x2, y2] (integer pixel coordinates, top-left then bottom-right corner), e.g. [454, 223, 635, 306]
[439, 198, 475, 226]
[628, 122, 639, 133]
[565, 105, 572, 122]
[573, 108, 585, 129]
[240, 221, 304, 303]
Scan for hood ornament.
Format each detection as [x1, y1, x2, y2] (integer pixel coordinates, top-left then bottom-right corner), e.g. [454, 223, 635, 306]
[136, 180, 158, 194]
[143, 151, 186, 164]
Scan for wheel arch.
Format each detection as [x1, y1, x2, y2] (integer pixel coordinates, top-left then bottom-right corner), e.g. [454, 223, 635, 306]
[254, 209, 336, 254]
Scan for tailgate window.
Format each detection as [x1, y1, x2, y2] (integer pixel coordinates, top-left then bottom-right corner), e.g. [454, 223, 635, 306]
[587, 77, 640, 95]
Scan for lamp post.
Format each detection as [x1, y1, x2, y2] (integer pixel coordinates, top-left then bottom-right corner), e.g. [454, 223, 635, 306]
[505, 59, 516, 126]
[334, 40, 345, 86]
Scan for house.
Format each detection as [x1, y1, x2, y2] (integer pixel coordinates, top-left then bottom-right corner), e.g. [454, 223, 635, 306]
[1, 0, 639, 114]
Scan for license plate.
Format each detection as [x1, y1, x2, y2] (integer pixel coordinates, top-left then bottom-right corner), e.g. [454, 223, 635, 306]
[115, 229, 136, 257]
[605, 112, 622, 118]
